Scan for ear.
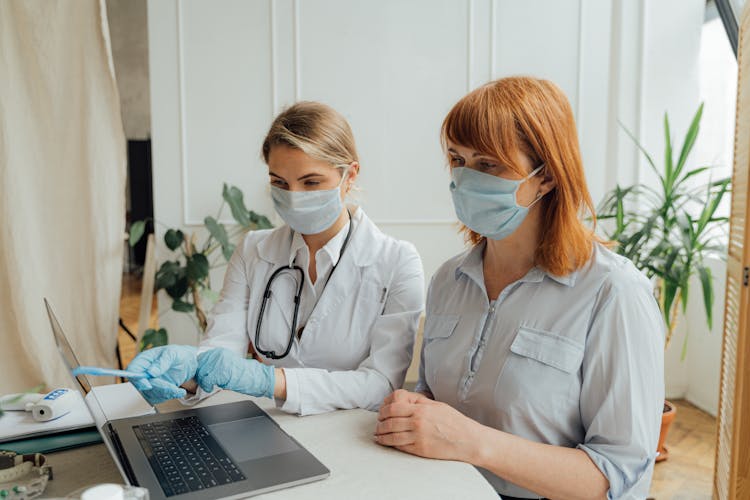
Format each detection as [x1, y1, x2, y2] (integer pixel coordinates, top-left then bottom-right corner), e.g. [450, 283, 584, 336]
[538, 169, 556, 196]
[345, 161, 360, 194]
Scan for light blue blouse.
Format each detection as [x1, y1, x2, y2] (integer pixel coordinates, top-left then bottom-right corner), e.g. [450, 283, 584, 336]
[416, 242, 664, 499]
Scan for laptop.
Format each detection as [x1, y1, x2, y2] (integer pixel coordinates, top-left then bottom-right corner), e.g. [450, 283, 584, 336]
[45, 299, 330, 499]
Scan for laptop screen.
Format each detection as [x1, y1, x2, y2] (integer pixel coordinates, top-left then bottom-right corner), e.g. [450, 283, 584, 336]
[45, 298, 93, 395]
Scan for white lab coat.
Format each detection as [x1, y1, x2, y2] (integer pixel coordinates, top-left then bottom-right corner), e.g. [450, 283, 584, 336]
[195, 207, 425, 415]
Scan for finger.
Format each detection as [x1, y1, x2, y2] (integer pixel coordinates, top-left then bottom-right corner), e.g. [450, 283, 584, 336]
[146, 349, 177, 378]
[374, 431, 415, 447]
[130, 377, 152, 391]
[195, 366, 216, 393]
[395, 443, 422, 457]
[149, 378, 187, 400]
[378, 402, 417, 421]
[382, 389, 412, 406]
[375, 417, 414, 436]
[126, 353, 154, 373]
[181, 379, 198, 394]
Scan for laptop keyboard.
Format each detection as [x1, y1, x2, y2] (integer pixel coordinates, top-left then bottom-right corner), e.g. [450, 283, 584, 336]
[134, 416, 246, 497]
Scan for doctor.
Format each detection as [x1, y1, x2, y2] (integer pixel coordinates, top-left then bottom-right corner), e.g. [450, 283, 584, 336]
[374, 78, 664, 499]
[128, 101, 425, 415]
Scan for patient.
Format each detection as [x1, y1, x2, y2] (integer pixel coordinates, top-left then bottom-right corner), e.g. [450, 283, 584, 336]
[374, 77, 664, 500]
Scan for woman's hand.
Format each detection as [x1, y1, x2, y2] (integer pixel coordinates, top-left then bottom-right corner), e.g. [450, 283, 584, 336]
[127, 345, 198, 405]
[195, 348, 275, 398]
[374, 389, 482, 463]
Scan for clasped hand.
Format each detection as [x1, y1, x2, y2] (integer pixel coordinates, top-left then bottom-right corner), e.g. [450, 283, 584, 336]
[127, 346, 274, 404]
[374, 389, 482, 463]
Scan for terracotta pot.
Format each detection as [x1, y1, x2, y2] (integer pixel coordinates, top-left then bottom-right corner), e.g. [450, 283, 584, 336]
[656, 400, 677, 462]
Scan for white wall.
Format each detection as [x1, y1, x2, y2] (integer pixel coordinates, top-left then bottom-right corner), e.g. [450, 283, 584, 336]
[147, 0, 723, 410]
[148, 0, 639, 289]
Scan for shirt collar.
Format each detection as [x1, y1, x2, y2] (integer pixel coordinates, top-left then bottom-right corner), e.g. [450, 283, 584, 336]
[290, 219, 351, 267]
[455, 240, 578, 288]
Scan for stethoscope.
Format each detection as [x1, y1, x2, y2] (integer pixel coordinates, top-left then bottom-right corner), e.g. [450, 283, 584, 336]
[254, 210, 354, 360]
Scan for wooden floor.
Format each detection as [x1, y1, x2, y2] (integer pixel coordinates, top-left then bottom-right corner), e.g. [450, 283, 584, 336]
[117, 273, 718, 498]
[649, 400, 716, 499]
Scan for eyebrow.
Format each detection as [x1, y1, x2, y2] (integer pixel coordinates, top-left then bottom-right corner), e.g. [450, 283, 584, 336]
[268, 172, 325, 181]
[297, 173, 325, 181]
[447, 148, 490, 159]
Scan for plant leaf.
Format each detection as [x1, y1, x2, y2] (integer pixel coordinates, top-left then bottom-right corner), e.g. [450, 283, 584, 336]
[165, 275, 189, 299]
[675, 103, 704, 179]
[129, 221, 146, 247]
[204, 216, 235, 261]
[172, 298, 195, 313]
[664, 112, 673, 185]
[222, 184, 251, 227]
[663, 280, 678, 332]
[186, 253, 210, 281]
[155, 261, 181, 290]
[698, 265, 714, 330]
[140, 328, 168, 351]
[248, 211, 274, 230]
[164, 229, 184, 251]
[619, 121, 660, 179]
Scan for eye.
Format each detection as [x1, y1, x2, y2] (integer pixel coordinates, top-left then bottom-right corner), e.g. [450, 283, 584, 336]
[478, 161, 498, 172]
[304, 180, 321, 187]
[449, 156, 465, 167]
[270, 178, 287, 187]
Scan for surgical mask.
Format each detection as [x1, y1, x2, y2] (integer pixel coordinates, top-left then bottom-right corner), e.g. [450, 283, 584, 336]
[449, 164, 545, 240]
[271, 168, 349, 234]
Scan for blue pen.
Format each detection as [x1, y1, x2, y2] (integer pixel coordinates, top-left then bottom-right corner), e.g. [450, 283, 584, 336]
[72, 366, 150, 379]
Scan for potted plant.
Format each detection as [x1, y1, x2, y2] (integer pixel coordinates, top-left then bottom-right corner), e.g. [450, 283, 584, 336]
[128, 183, 273, 350]
[597, 104, 731, 461]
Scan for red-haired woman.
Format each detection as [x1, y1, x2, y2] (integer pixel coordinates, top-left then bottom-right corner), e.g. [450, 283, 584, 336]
[375, 77, 664, 500]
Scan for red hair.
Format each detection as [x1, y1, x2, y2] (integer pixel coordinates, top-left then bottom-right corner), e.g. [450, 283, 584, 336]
[441, 76, 600, 276]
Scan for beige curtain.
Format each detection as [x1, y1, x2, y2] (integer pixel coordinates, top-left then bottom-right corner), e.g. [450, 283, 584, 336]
[0, 0, 126, 393]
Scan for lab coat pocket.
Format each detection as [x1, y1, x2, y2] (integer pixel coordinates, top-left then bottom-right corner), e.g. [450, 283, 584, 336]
[496, 325, 584, 414]
[422, 314, 460, 385]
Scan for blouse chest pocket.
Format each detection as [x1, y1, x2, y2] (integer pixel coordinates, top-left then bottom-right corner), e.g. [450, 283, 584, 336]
[422, 314, 460, 385]
[509, 326, 584, 373]
[496, 325, 584, 413]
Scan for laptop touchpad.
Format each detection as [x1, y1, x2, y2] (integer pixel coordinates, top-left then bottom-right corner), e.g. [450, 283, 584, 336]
[208, 416, 300, 463]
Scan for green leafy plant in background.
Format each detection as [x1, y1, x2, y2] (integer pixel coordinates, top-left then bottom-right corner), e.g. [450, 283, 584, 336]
[129, 184, 273, 350]
[597, 104, 731, 358]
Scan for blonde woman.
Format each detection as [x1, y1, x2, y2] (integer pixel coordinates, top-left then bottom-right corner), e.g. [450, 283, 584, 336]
[128, 102, 425, 415]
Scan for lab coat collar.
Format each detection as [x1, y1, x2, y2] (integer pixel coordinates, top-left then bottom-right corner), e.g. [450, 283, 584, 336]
[288, 219, 350, 267]
[256, 206, 381, 268]
[454, 240, 578, 288]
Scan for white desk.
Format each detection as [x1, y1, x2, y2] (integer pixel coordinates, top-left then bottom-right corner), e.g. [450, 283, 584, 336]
[45, 390, 498, 499]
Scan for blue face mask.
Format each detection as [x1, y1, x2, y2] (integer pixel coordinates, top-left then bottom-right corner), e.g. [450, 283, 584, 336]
[271, 169, 348, 235]
[449, 164, 545, 240]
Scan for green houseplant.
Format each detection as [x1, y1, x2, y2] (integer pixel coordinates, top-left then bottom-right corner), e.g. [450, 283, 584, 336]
[129, 183, 273, 350]
[597, 104, 731, 461]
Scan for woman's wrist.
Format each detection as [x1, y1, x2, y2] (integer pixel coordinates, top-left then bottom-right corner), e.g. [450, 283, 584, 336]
[465, 420, 503, 468]
[273, 368, 287, 400]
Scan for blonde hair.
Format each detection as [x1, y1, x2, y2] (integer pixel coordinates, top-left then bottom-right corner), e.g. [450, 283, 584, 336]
[262, 101, 359, 168]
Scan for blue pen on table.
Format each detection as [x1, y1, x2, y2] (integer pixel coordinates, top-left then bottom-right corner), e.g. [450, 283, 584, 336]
[72, 366, 150, 379]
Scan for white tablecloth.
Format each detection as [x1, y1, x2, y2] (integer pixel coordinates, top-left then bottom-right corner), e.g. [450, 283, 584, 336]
[160, 390, 498, 500]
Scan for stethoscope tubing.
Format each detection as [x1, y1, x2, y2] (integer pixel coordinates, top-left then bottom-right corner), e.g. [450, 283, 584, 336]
[254, 210, 354, 360]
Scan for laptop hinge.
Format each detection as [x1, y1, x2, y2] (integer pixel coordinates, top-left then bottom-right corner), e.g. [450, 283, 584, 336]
[107, 423, 139, 486]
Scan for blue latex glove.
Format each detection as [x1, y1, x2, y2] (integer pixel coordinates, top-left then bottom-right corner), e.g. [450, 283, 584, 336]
[127, 345, 198, 405]
[195, 348, 275, 399]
